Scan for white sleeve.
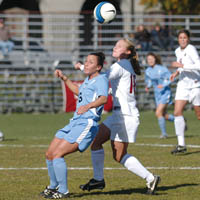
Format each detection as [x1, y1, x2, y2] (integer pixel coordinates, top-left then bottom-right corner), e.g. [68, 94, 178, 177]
[80, 65, 84, 71]
[183, 46, 200, 70]
[106, 62, 123, 80]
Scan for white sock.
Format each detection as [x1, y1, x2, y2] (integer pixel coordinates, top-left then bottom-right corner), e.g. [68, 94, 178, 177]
[174, 116, 185, 146]
[120, 154, 154, 183]
[177, 136, 185, 146]
[91, 149, 104, 181]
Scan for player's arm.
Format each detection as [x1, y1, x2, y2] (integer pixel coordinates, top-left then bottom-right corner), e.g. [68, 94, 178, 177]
[54, 69, 79, 95]
[159, 67, 172, 88]
[144, 71, 152, 92]
[170, 70, 179, 82]
[106, 62, 123, 80]
[77, 95, 108, 115]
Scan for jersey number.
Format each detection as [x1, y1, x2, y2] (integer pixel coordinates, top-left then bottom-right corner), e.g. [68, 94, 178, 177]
[130, 75, 136, 94]
[78, 92, 83, 102]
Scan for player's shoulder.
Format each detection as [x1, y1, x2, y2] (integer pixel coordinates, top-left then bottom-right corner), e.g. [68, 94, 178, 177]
[118, 58, 130, 65]
[117, 59, 134, 74]
[175, 46, 181, 54]
[145, 66, 152, 73]
[96, 73, 109, 82]
[156, 64, 167, 70]
[185, 44, 197, 52]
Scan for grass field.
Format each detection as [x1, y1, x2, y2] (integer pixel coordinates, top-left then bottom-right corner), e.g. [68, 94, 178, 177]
[0, 110, 200, 200]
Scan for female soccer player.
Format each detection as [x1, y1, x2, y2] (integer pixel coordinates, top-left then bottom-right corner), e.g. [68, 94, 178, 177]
[170, 30, 200, 154]
[40, 52, 109, 199]
[145, 52, 174, 138]
[76, 39, 160, 195]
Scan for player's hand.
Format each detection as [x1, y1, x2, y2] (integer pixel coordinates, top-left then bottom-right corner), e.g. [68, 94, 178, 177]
[54, 69, 63, 78]
[74, 62, 83, 70]
[170, 71, 178, 82]
[171, 61, 183, 68]
[145, 87, 149, 93]
[54, 69, 67, 81]
[77, 105, 90, 115]
[157, 84, 163, 89]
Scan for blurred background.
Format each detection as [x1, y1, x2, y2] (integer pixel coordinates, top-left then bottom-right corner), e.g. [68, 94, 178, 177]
[0, 0, 199, 113]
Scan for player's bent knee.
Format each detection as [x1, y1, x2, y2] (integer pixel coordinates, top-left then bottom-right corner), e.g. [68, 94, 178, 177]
[113, 154, 122, 163]
[91, 143, 103, 151]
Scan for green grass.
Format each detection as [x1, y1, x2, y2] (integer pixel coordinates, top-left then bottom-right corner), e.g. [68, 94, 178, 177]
[0, 111, 200, 200]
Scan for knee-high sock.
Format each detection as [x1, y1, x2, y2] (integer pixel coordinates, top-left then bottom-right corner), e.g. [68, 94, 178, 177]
[53, 158, 68, 194]
[158, 117, 167, 136]
[46, 159, 59, 189]
[167, 114, 174, 122]
[91, 149, 104, 181]
[174, 116, 185, 146]
[120, 154, 154, 183]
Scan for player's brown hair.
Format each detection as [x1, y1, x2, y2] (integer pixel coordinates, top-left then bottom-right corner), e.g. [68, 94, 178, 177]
[122, 38, 141, 75]
[89, 52, 105, 72]
[177, 29, 190, 38]
[146, 52, 162, 65]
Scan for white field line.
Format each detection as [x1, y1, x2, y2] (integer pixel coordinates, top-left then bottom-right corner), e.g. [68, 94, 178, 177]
[1, 143, 200, 148]
[1, 166, 200, 170]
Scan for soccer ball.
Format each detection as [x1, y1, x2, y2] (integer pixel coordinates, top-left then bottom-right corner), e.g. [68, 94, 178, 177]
[0, 131, 4, 141]
[93, 2, 116, 24]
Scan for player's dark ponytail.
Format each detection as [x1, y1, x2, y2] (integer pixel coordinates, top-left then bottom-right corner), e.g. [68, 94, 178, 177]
[123, 38, 141, 75]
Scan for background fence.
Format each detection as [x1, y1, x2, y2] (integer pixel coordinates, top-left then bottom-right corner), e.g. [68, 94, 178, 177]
[0, 13, 199, 113]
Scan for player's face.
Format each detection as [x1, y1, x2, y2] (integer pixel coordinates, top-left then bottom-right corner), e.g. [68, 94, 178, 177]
[84, 55, 101, 77]
[147, 55, 156, 67]
[178, 33, 189, 49]
[112, 40, 130, 60]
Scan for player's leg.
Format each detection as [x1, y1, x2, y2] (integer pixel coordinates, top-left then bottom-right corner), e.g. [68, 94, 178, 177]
[164, 113, 175, 122]
[171, 100, 188, 154]
[79, 123, 110, 191]
[91, 123, 110, 180]
[155, 103, 168, 138]
[194, 105, 200, 120]
[40, 137, 63, 197]
[193, 88, 200, 120]
[48, 139, 78, 198]
[111, 141, 160, 194]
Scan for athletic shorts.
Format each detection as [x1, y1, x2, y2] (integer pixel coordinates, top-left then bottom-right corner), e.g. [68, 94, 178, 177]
[175, 86, 200, 106]
[55, 118, 98, 152]
[155, 91, 173, 106]
[103, 111, 140, 143]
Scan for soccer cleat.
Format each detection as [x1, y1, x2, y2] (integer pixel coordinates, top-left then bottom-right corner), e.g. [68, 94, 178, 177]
[146, 175, 161, 195]
[45, 191, 70, 199]
[159, 134, 168, 139]
[79, 178, 105, 191]
[40, 186, 58, 197]
[171, 145, 187, 154]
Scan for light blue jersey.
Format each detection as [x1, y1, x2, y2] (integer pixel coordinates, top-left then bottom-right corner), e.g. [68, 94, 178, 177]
[73, 73, 109, 121]
[56, 73, 109, 152]
[145, 64, 173, 106]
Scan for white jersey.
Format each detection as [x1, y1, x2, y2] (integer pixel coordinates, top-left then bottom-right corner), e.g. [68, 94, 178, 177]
[106, 59, 139, 116]
[175, 44, 200, 89]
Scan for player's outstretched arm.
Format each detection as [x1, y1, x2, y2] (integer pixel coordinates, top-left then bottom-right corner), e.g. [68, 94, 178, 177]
[77, 95, 108, 115]
[54, 69, 79, 95]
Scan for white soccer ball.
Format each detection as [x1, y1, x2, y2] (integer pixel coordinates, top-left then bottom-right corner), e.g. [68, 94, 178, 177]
[93, 2, 116, 24]
[0, 131, 4, 141]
